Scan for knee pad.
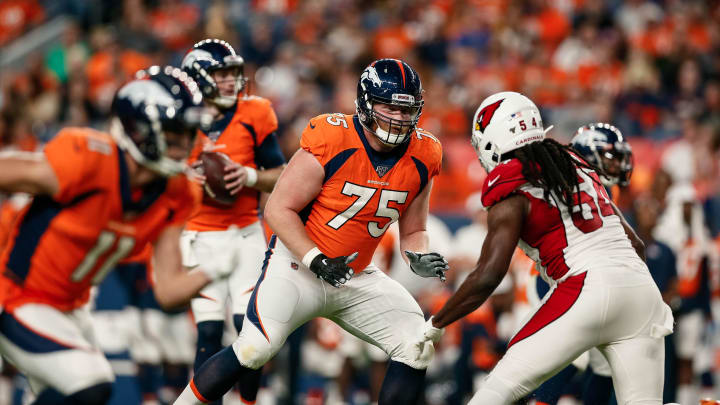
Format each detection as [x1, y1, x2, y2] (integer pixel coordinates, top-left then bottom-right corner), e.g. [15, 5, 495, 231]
[232, 336, 273, 370]
[67, 382, 113, 405]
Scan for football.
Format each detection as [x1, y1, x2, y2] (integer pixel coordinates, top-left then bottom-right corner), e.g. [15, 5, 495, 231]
[198, 151, 238, 206]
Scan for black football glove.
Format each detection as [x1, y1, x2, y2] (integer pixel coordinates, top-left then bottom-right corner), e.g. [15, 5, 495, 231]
[309, 252, 358, 288]
[405, 251, 449, 282]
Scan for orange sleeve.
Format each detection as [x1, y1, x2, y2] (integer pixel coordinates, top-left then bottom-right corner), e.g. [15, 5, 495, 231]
[44, 129, 104, 204]
[166, 177, 202, 228]
[299, 116, 328, 165]
[429, 138, 443, 179]
[253, 98, 279, 145]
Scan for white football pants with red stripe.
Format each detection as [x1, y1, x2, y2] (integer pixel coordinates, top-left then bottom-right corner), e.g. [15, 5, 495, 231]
[470, 263, 674, 405]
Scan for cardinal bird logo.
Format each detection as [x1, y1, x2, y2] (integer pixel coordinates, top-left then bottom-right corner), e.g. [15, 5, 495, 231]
[476, 99, 504, 134]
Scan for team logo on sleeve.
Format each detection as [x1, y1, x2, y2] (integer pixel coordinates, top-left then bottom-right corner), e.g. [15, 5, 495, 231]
[475, 99, 504, 134]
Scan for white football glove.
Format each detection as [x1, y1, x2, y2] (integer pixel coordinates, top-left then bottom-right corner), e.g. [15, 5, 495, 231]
[405, 251, 449, 281]
[414, 317, 444, 361]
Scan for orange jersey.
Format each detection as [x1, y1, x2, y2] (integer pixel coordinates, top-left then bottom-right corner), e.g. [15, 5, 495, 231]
[300, 114, 442, 271]
[0, 128, 200, 311]
[187, 96, 283, 231]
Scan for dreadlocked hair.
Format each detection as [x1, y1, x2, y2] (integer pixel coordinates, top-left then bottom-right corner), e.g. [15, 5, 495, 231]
[511, 138, 603, 208]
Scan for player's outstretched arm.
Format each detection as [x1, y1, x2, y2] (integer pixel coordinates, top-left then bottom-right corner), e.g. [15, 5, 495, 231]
[610, 200, 646, 261]
[152, 224, 213, 309]
[0, 151, 59, 196]
[264, 148, 324, 260]
[431, 194, 527, 329]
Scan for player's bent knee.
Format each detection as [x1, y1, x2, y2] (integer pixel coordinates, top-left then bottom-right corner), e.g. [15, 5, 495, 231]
[232, 337, 273, 370]
[390, 341, 435, 370]
[67, 382, 113, 405]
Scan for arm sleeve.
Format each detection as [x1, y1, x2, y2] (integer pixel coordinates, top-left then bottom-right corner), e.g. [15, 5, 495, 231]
[254, 98, 279, 145]
[44, 130, 98, 204]
[299, 117, 327, 165]
[254, 131, 285, 169]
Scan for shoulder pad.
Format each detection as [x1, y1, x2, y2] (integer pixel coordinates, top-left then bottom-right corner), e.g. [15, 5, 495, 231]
[481, 159, 527, 208]
[410, 128, 443, 177]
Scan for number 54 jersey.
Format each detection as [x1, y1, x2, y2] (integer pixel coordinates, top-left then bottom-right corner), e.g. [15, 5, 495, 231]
[299, 114, 442, 271]
[0, 128, 200, 312]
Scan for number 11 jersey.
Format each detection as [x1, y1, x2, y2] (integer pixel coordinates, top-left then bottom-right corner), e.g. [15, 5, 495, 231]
[299, 114, 442, 271]
[0, 128, 200, 312]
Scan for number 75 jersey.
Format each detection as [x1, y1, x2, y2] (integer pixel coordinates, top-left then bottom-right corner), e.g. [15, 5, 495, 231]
[0, 128, 200, 312]
[299, 114, 442, 271]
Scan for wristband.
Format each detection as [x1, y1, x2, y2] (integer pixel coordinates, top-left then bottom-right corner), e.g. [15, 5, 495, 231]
[245, 167, 258, 187]
[302, 247, 322, 268]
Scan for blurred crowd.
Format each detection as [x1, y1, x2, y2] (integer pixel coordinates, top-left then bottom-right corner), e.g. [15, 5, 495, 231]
[1, 0, 720, 404]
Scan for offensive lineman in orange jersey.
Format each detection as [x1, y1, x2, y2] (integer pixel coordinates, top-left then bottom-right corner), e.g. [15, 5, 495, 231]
[180, 39, 285, 403]
[0, 67, 238, 405]
[175, 59, 449, 405]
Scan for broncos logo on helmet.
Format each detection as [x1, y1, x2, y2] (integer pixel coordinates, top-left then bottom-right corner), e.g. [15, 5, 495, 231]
[356, 59, 424, 146]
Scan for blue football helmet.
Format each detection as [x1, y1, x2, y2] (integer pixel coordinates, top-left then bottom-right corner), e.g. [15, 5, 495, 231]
[356, 59, 424, 146]
[181, 39, 245, 108]
[571, 123, 633, 187]
[110, 65, 212, 176]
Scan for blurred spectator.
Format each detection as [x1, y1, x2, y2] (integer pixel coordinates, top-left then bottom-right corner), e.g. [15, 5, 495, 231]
[0, 0, 44, 46]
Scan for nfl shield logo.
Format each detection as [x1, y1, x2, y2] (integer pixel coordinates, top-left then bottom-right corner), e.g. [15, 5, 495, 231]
[376, 165, 390, 177]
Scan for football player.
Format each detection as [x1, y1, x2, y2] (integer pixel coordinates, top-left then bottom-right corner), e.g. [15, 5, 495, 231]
[0, 66, 235, 405]
[532, 123, 634, 405]
[415, 92, 673, 404]
[180, 39, 285, 405]
[175, 59, 449, 405]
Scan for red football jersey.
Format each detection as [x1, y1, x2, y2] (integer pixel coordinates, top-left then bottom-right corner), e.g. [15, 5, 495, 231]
[0, 128, 200, 311]
[481, 158, 640, 282]
[299, 114, 442, 271]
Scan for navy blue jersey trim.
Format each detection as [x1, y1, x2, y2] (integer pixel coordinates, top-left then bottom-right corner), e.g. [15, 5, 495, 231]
[352, 116, 409, 178]
[247, 235, 277, 342]
[254, 131, 285, 169]
[202, 104, 237, 142]
[5, 190, 99, 285]
[240, 122, 257, 146]
[0, 312, 74, 353]
[411, 156, 429, 194]
[323, 148, 358, 184]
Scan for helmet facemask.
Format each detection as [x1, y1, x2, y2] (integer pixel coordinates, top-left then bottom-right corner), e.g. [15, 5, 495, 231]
[359, 100, 423, 146]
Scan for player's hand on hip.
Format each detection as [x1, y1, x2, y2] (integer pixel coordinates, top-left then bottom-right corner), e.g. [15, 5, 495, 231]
[414, 316, 444, 361]
[223, 163, 248, 195]
[308, 252, 358, 288]
[405, 251, 449, 282]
